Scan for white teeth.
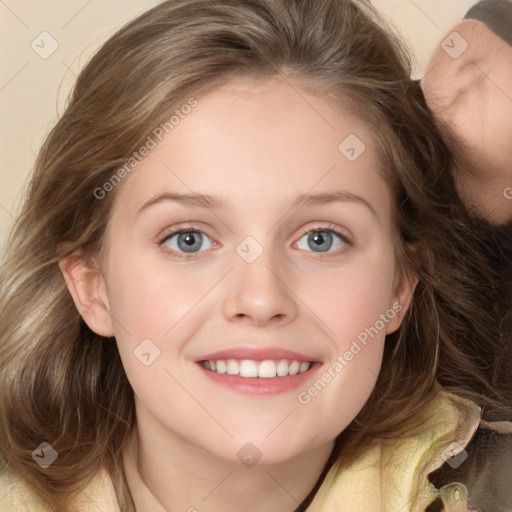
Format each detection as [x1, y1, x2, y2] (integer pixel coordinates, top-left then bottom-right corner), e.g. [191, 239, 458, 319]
[239, 360, 258, 377]
[258, 360, 276, 378]
[226, 359, 239, 375]
[299, 362, 309, 373]
[201, 359, 312, 378]
[288, 361, 300, 376]
[276, 360, 289, 377]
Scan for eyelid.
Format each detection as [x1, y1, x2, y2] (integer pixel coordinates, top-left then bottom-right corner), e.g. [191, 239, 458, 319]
[296, 222, 353, 244]
[156, 223, 213, 244]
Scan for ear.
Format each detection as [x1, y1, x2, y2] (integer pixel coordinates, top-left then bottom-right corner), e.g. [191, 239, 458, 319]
[385, 242, 420, 335]
[58, 250, 115, 337]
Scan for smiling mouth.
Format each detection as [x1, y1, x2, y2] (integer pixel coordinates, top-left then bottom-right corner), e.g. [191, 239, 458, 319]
[199, 359, 312, 378]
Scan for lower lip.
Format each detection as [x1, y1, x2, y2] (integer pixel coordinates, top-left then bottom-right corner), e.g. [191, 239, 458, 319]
[196, 363, 321, 395]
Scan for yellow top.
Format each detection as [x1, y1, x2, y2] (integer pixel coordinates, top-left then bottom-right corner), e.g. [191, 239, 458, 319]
[0, 389, 505, 512]
[306, 389, 482, 512]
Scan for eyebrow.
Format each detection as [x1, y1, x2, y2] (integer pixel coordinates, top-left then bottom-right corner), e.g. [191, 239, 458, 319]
[138, 190, 378, 218]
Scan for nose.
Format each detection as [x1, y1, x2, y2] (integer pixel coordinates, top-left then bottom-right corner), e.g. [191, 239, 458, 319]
[222, 248, 299, 328]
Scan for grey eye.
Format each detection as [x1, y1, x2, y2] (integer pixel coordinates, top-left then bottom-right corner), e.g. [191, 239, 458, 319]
[163, 231, 214, 254]
[296, 230, 345, 253]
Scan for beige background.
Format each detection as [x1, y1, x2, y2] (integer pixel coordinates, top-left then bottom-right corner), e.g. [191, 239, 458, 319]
[0, 0, 477, 253]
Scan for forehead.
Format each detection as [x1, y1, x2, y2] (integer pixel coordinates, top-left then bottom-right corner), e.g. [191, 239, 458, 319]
[110, 76, 392, 225]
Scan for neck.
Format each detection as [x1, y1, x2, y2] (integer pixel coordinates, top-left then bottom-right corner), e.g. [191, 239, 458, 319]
[123, 413, 334, 512]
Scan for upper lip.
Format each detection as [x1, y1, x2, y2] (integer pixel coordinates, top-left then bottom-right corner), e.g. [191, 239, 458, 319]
[196, 347, 321, 363]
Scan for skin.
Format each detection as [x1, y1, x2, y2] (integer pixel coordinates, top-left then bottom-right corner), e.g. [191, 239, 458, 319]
[60, 76, 417, 512]
[422, 20, 512, 225]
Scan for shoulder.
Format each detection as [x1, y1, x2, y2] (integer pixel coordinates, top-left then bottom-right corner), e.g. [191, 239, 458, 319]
[0, 467, 120, 512]
[306, 389, 510, 512]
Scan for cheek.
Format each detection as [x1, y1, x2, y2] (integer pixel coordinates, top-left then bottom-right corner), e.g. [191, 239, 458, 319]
[297, 252, 397, 343]
[106, 258, 215, 339]
[291, 257, 395, 413]
[296, 270, 392, 441]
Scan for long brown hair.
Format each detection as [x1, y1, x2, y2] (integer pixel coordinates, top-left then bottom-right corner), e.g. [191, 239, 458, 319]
[1, 0, 510, 510]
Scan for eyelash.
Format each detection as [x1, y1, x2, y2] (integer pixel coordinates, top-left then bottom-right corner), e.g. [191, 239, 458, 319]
[157, 223, 352, 260]
[158, 224, 212, 259]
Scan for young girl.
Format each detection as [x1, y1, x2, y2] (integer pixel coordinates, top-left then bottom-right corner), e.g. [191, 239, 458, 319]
[0, 0, 511, 511]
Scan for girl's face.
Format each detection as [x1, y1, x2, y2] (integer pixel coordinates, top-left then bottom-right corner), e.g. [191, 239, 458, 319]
[65, 76, 416, 465]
